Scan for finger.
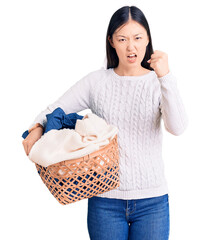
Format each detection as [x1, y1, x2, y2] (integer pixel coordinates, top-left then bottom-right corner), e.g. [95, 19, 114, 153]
[147, 58, 159, 64]
[150, 59, 159, 63]
[150, 54, 161, 61]
[149, 55, 158, 61]
[28, 145, 32, 155]
[153, 50, 163, 56]
[23, 142, 28, 155]
[151, 51, 164, 60]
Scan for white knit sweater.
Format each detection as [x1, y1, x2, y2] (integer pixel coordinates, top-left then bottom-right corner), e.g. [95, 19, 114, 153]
[29, 67, 188, 200]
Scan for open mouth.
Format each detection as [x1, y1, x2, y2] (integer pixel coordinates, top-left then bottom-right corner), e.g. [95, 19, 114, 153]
[127, 54, 137, 58]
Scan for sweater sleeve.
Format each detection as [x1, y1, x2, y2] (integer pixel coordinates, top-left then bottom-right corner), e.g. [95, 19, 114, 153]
[28, 72, 92, 130]
[158, 71, 189, 136]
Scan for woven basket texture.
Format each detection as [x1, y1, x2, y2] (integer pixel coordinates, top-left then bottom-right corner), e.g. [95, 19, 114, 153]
[35, 135, 119, 205]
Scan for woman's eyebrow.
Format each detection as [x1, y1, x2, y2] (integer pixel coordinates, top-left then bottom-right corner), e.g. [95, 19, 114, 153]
[116, 33, 143, 37]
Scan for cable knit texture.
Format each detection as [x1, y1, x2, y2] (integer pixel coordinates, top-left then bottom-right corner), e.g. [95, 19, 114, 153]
[29, 67, 188, 200]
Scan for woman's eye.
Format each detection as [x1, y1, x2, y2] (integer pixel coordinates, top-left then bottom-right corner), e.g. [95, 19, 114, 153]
[119, 37, 141, 42]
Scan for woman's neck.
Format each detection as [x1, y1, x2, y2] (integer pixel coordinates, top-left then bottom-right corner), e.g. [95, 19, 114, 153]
[114, 65, 150, 76]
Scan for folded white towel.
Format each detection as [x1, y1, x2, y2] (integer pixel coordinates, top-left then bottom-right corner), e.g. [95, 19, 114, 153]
[28, 113, 118, 167]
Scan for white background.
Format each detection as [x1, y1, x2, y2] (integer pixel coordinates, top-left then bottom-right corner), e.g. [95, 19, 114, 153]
[1, 0, 209, 239]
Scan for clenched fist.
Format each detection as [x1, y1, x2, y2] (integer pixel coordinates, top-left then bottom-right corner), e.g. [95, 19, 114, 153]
[147, 50, 170, 78]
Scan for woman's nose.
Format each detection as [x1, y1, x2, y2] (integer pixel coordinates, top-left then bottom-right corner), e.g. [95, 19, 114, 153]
[126, 40, 136, 51]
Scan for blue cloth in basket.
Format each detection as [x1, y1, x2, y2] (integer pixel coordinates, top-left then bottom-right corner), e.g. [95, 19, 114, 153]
[39, 165, 118, 198]
[22, 107, 84, 139]
[23, 107, 118, 200]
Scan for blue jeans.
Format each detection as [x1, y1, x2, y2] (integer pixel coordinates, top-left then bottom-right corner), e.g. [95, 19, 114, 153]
[87, 194, 170, 240]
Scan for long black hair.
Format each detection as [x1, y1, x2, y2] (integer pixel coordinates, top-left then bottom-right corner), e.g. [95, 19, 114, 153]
[106, 5, 154, 70]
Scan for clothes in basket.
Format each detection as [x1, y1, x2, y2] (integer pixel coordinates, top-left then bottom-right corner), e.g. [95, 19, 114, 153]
[22, 107, 84, 139]
[22, 109, 119, 204]
[24, 111, 118, 168]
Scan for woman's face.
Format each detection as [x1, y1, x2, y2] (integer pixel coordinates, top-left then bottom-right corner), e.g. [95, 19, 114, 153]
[108, 19, 149, 69]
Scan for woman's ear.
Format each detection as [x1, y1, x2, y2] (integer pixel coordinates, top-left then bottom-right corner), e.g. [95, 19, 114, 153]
[108, 36, 115, 48]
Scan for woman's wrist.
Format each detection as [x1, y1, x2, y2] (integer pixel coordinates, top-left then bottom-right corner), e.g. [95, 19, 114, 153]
[28, 123, 44, 133]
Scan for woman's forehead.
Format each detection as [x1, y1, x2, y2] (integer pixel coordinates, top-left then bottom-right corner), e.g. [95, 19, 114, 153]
[114, 21, 146, 36]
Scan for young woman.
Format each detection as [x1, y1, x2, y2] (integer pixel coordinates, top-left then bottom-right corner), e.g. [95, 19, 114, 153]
[22, 5, 188, 240]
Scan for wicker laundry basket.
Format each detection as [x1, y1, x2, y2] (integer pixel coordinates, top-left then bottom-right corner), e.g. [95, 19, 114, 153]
[35, 134, 120, 205]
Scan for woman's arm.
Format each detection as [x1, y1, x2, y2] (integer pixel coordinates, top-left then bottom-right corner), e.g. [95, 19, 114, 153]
[28, 72, 93, 131]
[158, 71, 189, 136]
